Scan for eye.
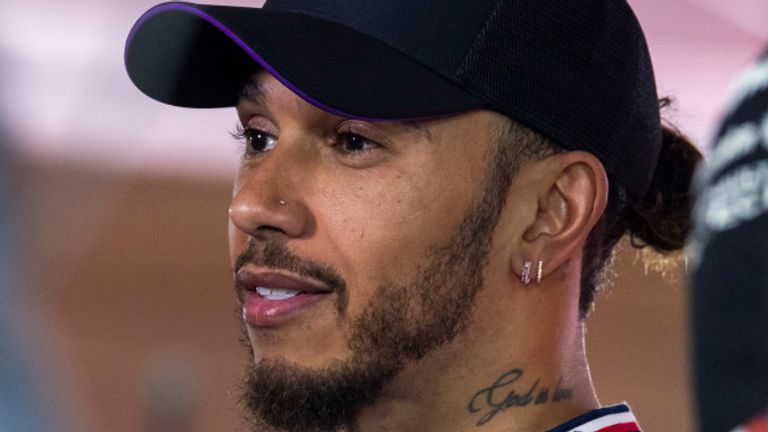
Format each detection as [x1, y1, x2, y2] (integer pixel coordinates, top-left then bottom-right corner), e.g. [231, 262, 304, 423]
[336, 132, 380, 154]
[244, 128, 277, 153]
[232, 125, 277, 155]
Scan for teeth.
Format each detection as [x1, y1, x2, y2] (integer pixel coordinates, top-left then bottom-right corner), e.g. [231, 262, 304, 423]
[255, 287, 301, 300]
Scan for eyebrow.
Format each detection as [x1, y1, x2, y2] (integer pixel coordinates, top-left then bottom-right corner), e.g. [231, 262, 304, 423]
[401, 120, 431, 140]
[238, 79, 431, 140]
[238, 79, 267, 105]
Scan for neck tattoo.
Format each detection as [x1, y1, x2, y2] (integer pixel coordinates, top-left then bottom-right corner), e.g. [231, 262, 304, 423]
[467, 368, 574, 427]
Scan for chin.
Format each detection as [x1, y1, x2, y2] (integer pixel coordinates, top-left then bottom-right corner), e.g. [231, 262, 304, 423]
[246, 329, 351, 370]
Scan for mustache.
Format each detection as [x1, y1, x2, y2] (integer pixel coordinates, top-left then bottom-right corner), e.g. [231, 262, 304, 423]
[234, 241, 349, 315]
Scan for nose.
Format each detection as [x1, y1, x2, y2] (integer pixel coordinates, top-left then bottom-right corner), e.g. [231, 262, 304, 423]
[228, 148, 312, 239]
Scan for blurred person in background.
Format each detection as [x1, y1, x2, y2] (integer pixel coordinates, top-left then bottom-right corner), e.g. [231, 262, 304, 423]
[691, 49, 768, 432]
[124, 1, 701, 431]
[0, 117, 55, 431]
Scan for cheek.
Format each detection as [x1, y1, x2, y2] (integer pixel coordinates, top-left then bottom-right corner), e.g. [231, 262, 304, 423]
[310, 166, 476, 294]
[228, 175, 247, 267]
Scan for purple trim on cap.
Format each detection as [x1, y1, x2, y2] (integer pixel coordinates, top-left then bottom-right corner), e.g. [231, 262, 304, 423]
[125, 2, 456, 122]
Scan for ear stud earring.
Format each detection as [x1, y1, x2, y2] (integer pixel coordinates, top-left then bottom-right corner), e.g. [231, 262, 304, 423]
[536, 260, 544, 284]
[522, 260, 545, 285]
[521, 260, 533, 285]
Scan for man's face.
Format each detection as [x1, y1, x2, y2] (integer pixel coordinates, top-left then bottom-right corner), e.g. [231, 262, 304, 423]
[229, 72, 517, 431]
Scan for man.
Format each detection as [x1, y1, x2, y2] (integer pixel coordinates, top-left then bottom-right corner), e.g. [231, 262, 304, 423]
[691, 50, 768, 432]
[124, 1, 701, 431]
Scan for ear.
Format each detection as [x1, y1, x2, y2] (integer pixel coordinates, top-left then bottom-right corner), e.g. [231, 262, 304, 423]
[513, 151, 608, 283]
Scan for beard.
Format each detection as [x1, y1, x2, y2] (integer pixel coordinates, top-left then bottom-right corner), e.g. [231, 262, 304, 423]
[238, 140, 519, 432]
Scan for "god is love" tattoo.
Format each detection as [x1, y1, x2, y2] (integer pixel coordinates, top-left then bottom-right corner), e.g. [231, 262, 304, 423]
[467, 368, 574, 427]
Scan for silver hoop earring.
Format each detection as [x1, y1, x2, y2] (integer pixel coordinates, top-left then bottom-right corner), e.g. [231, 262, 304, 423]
[536, 260, 544, 284]
[521, 260, 533, 285]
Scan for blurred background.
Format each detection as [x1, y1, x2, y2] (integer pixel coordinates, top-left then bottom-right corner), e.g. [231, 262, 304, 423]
[0, 1, 766, 431]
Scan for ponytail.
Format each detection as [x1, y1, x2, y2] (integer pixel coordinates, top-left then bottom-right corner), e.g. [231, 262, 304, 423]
[626, 123, 703, 251]
[578, 98, 703, 317]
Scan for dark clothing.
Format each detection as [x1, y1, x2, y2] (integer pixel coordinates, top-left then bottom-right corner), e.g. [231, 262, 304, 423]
[691, 50, 768, 432]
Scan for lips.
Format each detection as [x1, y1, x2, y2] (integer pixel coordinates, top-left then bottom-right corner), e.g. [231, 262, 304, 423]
[237, 268, 333, 327]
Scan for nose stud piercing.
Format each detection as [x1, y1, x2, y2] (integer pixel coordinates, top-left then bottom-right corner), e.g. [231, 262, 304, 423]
[279, 199, 286, 206]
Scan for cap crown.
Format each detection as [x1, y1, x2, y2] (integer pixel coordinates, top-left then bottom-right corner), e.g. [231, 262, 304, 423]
[264, 0, 662, 200]
[264, 0, 501, 76]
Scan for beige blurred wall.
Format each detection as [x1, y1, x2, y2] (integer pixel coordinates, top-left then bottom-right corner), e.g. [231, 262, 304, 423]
[18, 158, 692, 432]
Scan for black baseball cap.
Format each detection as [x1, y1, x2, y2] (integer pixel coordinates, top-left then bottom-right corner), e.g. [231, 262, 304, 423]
[125, 0, 662, 202]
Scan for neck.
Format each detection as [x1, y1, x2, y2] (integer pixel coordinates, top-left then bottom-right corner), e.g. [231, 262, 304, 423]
[353, 281, 599, 432]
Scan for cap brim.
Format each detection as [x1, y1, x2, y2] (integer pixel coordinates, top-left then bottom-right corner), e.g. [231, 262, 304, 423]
[124, 2, 486, 120]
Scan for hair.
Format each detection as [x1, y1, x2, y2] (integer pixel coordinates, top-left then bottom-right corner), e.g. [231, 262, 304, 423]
[498, 98, 703, 318]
